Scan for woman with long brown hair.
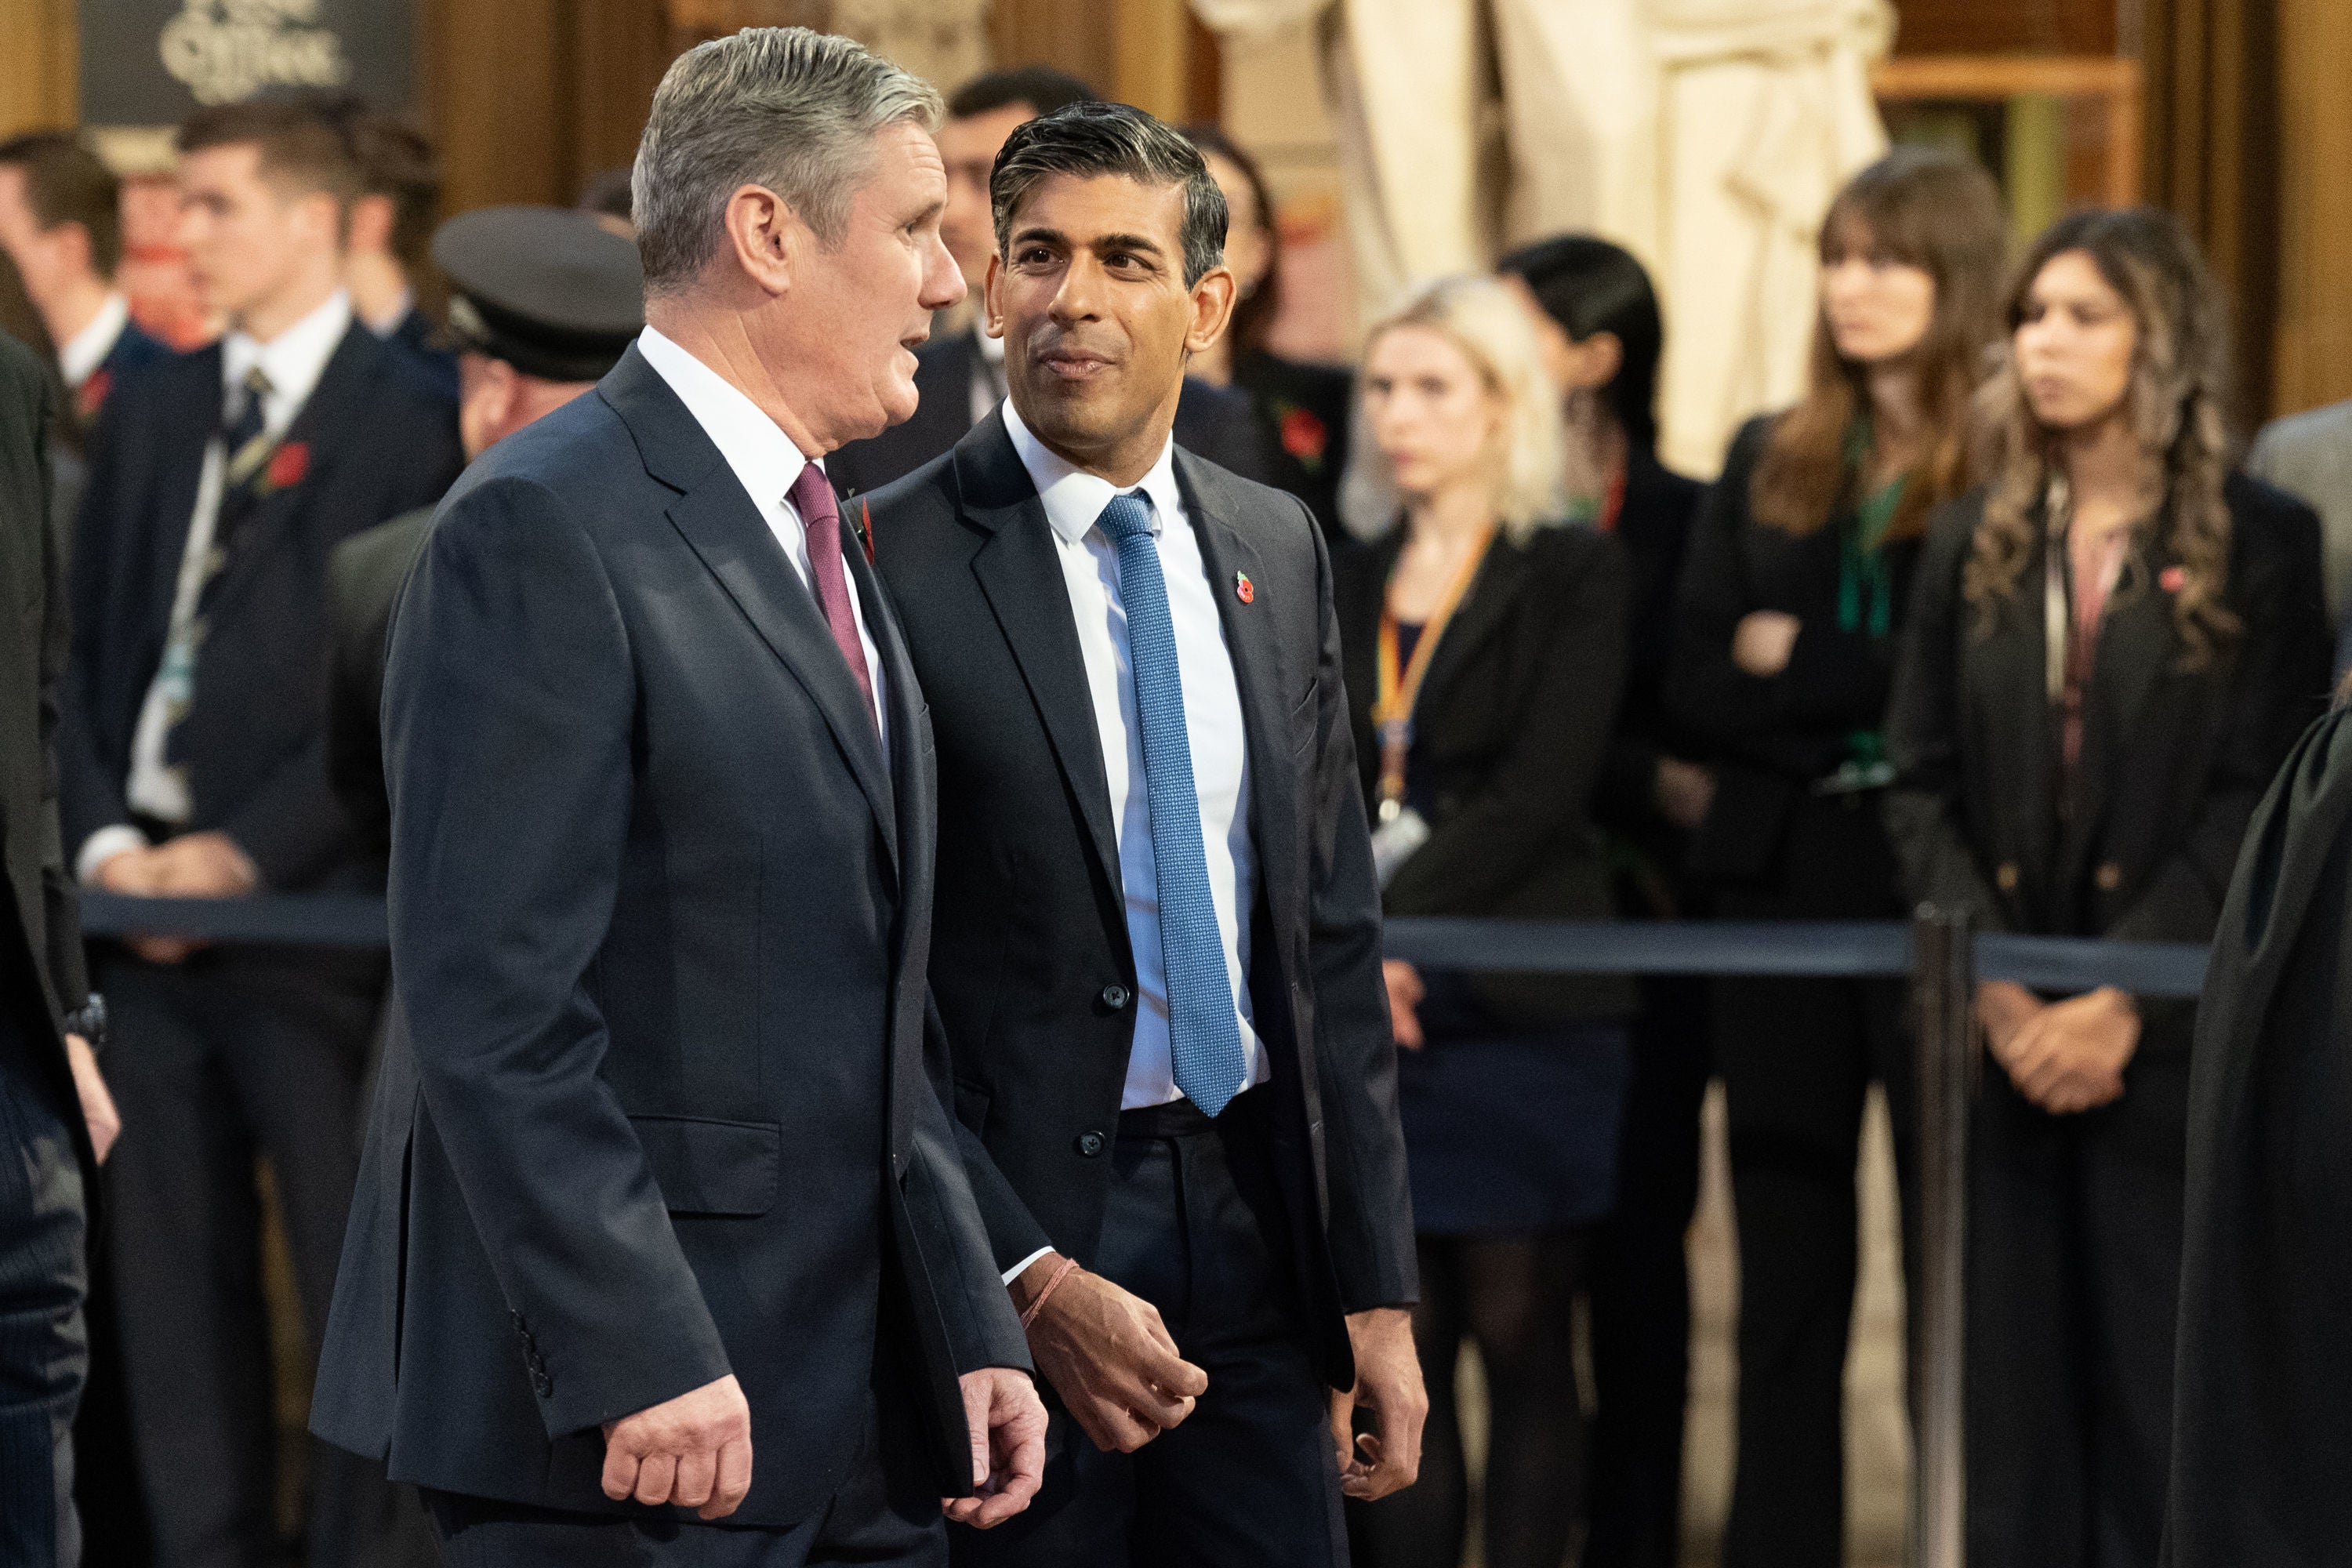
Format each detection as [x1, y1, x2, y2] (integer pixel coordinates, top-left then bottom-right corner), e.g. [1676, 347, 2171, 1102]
[1664, 144, 2005, 1566]
[1885, 207, 2331, 1568]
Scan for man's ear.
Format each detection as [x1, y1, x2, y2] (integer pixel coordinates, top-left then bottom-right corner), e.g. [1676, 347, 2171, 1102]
[1184, 263, 1240, 357]
[983, 250, 1004, 339]
[722, 183, 800, 299]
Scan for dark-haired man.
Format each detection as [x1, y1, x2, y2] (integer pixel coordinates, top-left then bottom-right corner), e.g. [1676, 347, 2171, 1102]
[331, 106, 459, 398]
[61, 97, 461, 1566]
[826, 69, 1274, 499]
[869, 100, 1422, 1566]
[0, 132, 167, 426]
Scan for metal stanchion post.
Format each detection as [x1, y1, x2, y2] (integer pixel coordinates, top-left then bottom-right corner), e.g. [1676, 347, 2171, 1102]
[1911, 905, 1976, 1568]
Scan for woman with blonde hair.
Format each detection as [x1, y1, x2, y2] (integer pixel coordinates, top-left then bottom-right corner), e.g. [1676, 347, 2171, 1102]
[1333, 274, 1632, 1568]
[1885, 205, 2330, 1568]
[1664, 143, 2006, 1566]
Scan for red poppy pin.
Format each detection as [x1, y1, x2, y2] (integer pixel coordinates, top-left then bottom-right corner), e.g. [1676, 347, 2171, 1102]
[74, 368, 111, 423]
[263, 441, 310, 493]
[1235, 571, 1255, 604]
[2159, 564, 2186, 594]
[858, 497, 876, 564]
[1278, 405, 1329, 470]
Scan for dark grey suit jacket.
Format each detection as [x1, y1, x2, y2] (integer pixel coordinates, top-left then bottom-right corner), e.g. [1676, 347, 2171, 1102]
[867, 411, 1415, 1390]
[310, 346, 1028, 1526]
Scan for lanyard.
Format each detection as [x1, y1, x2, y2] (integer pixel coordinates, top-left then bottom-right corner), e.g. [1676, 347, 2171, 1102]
[1373, 525, 1495, 822]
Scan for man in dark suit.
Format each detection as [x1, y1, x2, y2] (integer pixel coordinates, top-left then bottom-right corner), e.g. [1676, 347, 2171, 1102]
[0, 323, 118, 1568]
[0, 132, 169, 432]
[826, 69, 1275, 499]
[57, 100, 462, 1566]
[867, 101, 1422, 1566]
[310, 28, 1044, 1563]
[326, 102, 460, 403]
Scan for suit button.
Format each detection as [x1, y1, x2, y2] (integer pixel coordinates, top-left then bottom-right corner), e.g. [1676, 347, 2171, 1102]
[1995, 862, 2020, 893]
[1099, 984, 1131, 1011]
[1074, 1131, 1107, 1157]
[2094, 862, 2124, 892]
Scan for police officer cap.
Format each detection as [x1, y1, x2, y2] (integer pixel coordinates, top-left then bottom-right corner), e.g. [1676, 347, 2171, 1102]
[432, 205, 643, 383]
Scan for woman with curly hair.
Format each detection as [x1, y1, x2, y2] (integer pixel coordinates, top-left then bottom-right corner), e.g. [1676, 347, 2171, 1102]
[1664, 145, 2005, 1568]
[1884, 206, 2332, 1568]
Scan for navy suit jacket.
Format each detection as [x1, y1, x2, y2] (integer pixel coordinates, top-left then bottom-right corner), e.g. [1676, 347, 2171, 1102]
[310, 346, 1029, 1526]
[827, 328, 1278, 500]
[60, 322, 461, 887]
[867, 412, 1416, 1389]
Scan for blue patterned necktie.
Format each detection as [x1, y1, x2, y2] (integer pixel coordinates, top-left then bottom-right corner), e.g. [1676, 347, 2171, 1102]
[1094, 490, 1249, 1116]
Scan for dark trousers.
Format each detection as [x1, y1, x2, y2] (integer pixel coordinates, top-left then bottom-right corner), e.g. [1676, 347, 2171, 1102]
[1584, 973, 1711, 1568]
[0, 1022, 87, 1568]
[1714, 794, 1917, 1568]
[97, 948, 382, 1568]
[423, 1388, 943, 1567]
[952, 1090, 1345, 1568]
[1965, 1069, 2183, 1568]
[1348, 1229, 1592, 1568]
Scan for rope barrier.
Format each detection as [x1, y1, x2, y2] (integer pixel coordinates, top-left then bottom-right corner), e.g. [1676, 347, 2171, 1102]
[78, 895, 2212, 998]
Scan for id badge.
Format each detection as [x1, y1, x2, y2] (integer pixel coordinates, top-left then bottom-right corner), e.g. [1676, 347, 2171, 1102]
[1369, 805, 1432, 889]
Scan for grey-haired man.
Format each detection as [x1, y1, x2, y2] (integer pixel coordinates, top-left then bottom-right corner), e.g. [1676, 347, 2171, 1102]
[310, 29, 1044, 1565]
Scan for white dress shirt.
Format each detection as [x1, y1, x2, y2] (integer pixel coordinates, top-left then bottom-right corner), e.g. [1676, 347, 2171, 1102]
[56, 291, 130, 390]
[80, 290, 357, 882]
[1003, 398, 1267, 1112]
[635, 325, 889, 759]
[969, 327, 1008, 426]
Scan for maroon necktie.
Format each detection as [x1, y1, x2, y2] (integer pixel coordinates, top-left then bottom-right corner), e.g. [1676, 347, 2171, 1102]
[788, 464, 879, 734]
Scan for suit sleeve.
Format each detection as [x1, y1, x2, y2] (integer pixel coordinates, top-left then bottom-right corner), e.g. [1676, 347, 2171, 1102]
[57, 390, 131, 857]
[385, 477, 730, 1438]
[1882, 501, 2008, 931]
[1300, 506, 1418, 1313]
[915, 995, 1034, 1370]
[30, 369, 84, 1015]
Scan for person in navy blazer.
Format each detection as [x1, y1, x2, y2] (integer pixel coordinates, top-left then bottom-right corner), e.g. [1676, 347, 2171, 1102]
[311, 30, 1044, 1564]
[53, 100, 461, 1566]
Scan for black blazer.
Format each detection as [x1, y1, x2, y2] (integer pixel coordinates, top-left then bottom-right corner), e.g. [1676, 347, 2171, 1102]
[1592, 451, 1706, 891]
[60, 323, 462, 887]
[0, 332, 90, 1169]
[323, 504, 434, 869]
[310, 347, 1029, 1524]
[828, 328, 1278, 499]
[1884, 475, 2332, 982]
[866, 411, 1416, 1387]
[1665, 413, 1924, 883]
[1232, 348, 1353, 537]
[1335, 521, 1636, 1022]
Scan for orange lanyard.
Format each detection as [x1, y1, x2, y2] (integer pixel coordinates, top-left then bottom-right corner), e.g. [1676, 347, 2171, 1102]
[1373, 527, 1494, 821]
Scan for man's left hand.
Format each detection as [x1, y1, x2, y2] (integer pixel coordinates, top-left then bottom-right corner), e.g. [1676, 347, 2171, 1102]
[1328, 1306, 1425, 1501]
[147, 830, 258, 897]
[943, 1366, 1046, 1529]
[64, 1033, 119, 1164]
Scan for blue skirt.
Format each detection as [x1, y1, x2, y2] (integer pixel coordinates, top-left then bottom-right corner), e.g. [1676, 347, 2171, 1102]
[1397, 1021, 1632, 1236]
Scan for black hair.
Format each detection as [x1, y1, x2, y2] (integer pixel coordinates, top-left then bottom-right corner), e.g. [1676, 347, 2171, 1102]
[0, 131, 124, 278]
[1497, 233, 1666, 458]
[990, 100, 1226, 287]
[948, 65, 1096, 122]
[577, 167, 634, 223]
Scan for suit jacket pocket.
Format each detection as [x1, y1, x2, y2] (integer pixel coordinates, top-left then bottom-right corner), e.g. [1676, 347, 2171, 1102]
[628, 1114, 782, 1217]
[1289, 684, 1319, 757]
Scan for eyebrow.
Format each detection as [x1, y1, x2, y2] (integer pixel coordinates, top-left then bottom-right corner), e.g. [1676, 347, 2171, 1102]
[1009, 225, 1169, 258]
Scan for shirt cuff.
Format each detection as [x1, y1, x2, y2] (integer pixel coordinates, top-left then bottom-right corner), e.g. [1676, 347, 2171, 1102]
[77, 825, 149, 887]
[1000, 1247, 1055, 1287]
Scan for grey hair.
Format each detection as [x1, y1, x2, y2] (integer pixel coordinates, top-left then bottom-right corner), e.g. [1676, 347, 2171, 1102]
[990, 100, 1227, 286]
[631, 27, 943, 295]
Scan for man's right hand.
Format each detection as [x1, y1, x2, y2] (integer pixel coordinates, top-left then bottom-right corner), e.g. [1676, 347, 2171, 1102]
[1012, 1253, 1208, 1454]
[601, 1373, 753, 1519]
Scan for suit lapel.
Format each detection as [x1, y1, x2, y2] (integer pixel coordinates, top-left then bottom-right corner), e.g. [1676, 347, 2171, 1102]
[2064, 558, 2175, 873]
[1410, 532, 1527, 720]
[1972, 558, 2057, 913]
[955, 412, 1123, 897]
[143, 351, 222, 652]
[601, 347, 900, 872]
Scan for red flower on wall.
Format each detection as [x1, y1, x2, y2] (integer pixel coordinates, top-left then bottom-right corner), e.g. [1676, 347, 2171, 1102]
[265, 441, 310, 493]
[1278, 405, 1328, 470]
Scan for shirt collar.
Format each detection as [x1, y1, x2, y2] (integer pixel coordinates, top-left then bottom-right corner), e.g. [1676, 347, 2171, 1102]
[1001, 396, 1181, 548]
[223, 289, 353, 427]
[57, 292, 129, 389]
[635, 324, 814, 507]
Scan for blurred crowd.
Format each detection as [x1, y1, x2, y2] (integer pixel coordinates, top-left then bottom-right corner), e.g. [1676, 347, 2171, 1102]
[1, 45, 2345, 1568]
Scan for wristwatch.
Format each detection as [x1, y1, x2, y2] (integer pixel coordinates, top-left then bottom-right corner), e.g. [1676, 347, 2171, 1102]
[62, 993, 107, 1052]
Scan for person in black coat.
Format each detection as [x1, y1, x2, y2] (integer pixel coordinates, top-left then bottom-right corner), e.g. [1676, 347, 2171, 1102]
[1332, 274, 1631, 1568]
[1183, 125, 1354, 536]
[1497, 232, 1706, 1568]
[1664, 147, 2007, 1568]
[2165, 689, 2352, 1567]
[1884, 208, 2332, 1568]
[55, 102, 462, 1567]
[0, 324, 117, 1568]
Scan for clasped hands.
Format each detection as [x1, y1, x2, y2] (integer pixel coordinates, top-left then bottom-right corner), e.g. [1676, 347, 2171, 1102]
[599, 1363, 1047, 1525]
[96, 829, 257, 964]
[1013, 1250, 1425, 1502]
[1976, 979, 2140, 1115]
